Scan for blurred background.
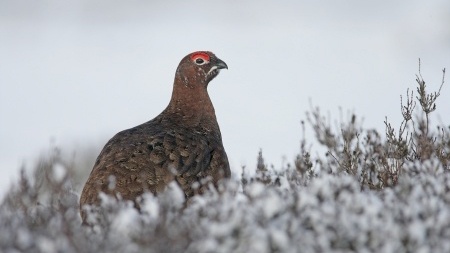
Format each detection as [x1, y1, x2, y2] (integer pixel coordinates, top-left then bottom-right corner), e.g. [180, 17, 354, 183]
[1, 0, 449, 199]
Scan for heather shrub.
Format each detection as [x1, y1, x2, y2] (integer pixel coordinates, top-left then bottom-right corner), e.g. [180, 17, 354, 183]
[288, 61, 448, 190]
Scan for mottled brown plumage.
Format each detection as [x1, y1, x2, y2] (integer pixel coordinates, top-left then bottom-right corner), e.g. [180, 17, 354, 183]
[80, 51, 230, 223]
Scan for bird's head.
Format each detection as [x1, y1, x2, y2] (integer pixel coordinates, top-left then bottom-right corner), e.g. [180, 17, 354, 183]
[176, 51, 228, 87]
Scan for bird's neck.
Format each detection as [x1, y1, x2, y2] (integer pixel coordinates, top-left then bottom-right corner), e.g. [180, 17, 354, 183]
[163, 77, 218, 128]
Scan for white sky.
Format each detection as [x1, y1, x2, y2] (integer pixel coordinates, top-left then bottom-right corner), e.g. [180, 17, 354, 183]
[1, 0, 449, 198]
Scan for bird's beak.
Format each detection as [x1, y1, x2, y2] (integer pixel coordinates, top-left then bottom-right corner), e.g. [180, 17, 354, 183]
[214, 58, 228, 70]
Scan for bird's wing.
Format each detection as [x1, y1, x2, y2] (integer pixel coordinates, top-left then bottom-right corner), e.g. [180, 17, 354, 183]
[80, 123, 218, 206]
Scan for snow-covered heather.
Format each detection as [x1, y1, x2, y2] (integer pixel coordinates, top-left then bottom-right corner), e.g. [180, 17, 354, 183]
[1, 163, 450, 253]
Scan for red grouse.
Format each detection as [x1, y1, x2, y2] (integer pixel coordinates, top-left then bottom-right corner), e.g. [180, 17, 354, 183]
[80, 51, 230, 222]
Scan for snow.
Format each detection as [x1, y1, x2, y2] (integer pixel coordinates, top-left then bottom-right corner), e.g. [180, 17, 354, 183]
[261, 191, 284, 219]
[16, 228, 32, 249]
[51, 163, 66, 183]
[37, 237, 57, 253]
[246, 181, 265, 198]
[270, 229, 289, 252]
[165, 181, 185, 208]
[2, 166, 450, 252]
[140, 193, 159, 220]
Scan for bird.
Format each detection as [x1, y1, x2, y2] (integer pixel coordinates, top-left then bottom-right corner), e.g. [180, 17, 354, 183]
[79, 51, 231, 223]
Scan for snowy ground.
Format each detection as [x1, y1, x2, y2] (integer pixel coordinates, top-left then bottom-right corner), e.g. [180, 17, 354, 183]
[1, 162, 449, 253]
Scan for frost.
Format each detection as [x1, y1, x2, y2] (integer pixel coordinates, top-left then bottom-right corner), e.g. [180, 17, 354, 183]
[270, 229, 289, 251]
[162, 181, 185, 208]
[277, 174, 291, 191]
[111, 202, 140, 236]
[37, 237, 57, 253]
[140, 193, 159, 219]
[51, 163, 66, 183]
[2, 165, 450, 252]
[16, 228, 32, 249]
[261, 191, 283, 219]
[246, 181, 265, 197]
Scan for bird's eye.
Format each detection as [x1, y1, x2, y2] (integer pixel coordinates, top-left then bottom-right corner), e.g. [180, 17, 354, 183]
[191, 52, 210, 65]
